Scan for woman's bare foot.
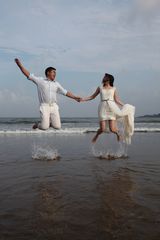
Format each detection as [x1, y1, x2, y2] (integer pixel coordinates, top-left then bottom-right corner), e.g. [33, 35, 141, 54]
[32, 122, 38, 129]
[92, 135, 97, 143]
[117, 133, 123, 142]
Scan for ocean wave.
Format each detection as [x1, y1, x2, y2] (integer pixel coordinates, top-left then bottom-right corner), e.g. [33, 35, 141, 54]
[0, 117, 98, 125]
[0, 127, 160, 135]
[0, 118, 38, 124]
[134, 128, 160, 132]
[0, 117, 160, 125]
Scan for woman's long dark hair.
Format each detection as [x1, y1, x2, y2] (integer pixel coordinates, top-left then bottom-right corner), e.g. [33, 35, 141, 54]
[102, 73, 114, 87]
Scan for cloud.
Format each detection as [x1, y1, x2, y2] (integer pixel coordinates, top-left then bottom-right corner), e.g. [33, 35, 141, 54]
[0, 0, 160, 116]
[0, 89, 31, 104]
[0, 89, 39, 117]
[0, 0, 159, 73]
[136, 0, 160, 13]
[125, 0, 160, 24]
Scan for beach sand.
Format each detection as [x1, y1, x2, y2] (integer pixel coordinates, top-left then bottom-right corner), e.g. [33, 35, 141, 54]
[0, 133, 160, 239]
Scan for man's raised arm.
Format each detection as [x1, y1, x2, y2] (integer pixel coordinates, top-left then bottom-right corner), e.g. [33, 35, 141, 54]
[14, 58, 30, 78]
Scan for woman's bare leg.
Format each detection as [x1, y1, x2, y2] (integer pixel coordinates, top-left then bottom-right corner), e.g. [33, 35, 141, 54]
[92, 121, 106, 143]
[109, 120, 122, 142]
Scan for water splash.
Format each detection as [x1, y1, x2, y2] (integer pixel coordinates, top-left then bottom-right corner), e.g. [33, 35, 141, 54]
[91, 142, 128, 160]
[32, 144, 60, 161]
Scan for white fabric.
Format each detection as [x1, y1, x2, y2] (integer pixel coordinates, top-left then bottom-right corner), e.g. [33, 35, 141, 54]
[99, 85, 116, 101]
[38, 103, 61, 130]
[98, 86, 116, 120]
[107, 101, 135, 144]
[98, 85, 135, 144]
[28, 73, 67, 105]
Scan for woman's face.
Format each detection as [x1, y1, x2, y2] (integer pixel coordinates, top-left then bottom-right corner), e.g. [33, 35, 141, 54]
[103, 75, 109, 84]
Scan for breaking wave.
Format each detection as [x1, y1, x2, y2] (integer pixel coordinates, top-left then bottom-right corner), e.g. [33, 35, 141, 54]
[0, 127, 160, 135]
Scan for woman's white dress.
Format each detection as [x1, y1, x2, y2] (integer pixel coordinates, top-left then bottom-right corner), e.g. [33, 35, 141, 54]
[98, 85, 135, 144]
[98, 86, 117, 121]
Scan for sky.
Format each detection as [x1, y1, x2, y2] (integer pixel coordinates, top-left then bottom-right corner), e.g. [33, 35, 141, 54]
[0, 0, 160, 117]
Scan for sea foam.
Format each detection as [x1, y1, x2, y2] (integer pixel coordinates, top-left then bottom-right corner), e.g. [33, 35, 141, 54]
[0, 127, 160, 135]
[32, 144, 60, 161]
[91, 142, 128, 160]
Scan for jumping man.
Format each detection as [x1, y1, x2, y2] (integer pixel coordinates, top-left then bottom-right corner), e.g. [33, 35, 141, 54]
[15, 58, 81, 130]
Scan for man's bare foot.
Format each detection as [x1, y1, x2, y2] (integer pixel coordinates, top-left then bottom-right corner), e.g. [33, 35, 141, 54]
[32, 122, 38, 129]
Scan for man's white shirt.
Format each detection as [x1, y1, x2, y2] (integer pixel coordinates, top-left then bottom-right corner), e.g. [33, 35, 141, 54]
[28, 73, 68, 105]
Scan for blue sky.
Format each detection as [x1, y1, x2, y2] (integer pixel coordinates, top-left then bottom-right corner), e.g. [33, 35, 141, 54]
[0, 0, 160, 117]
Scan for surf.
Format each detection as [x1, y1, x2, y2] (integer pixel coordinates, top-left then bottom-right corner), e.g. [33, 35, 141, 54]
[91, 141, 128, 160]
[32, 144, 60, 161]
[0, 127, 160, 135]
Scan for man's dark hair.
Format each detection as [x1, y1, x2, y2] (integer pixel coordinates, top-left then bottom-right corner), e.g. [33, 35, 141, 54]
[45, 67, 56, 77]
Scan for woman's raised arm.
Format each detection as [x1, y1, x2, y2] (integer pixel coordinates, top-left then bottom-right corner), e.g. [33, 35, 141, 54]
[81, 87, 100, 102]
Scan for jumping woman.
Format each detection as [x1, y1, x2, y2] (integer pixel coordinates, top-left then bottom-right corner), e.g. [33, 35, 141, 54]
[81, 73, 124, 143]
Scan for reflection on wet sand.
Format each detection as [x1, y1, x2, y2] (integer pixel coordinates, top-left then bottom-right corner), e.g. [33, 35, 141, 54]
[93, 168, 160, 240]
[29, 168, 159, 240]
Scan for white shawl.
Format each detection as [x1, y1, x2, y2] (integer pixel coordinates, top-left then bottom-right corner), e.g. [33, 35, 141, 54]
[107, 102, 135, 144]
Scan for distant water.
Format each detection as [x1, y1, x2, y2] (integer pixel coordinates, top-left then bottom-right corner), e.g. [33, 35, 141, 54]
[0, 117, 160, 134]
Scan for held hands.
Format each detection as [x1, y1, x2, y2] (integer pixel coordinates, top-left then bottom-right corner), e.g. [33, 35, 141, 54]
[75, 97, 82, 102]
[79, 98, 86, 102]
[75, 97, 86, 102]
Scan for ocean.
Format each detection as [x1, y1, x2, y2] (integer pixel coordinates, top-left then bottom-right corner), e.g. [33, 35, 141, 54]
[0, 117, 160, 239]
[0, 116, 160, 133]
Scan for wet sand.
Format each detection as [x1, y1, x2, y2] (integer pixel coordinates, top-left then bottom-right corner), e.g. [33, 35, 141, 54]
[0, 133, 160, 239]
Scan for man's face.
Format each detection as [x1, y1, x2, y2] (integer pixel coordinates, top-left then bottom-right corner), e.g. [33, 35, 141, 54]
[47, 70, 56, 81]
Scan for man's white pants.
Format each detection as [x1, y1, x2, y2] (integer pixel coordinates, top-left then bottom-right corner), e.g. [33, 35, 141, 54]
[38, 103, 61, 130]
